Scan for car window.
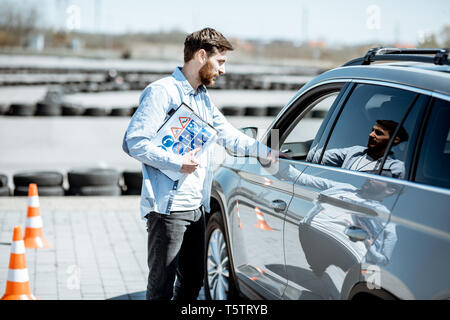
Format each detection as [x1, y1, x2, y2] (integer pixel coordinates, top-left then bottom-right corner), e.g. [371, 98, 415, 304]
[415, 98, 450, 189]
[315, 84, 421, 180]
[279, 92, 340, 160]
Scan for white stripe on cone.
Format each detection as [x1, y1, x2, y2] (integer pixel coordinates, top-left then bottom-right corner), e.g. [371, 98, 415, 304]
[35, 237, 43, 248]
[28, 195, 40, 208]
[11, 241, 25, 254]
[255, 208, 266, 221]
[25, 216, 43, 228]
[7, 269, 30, 283]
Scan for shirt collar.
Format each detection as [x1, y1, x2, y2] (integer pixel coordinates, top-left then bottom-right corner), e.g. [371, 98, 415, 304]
[172, 67, 207, 95]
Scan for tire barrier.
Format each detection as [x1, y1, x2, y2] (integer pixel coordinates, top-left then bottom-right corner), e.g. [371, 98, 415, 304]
[244, 106, 267, 117]
[6, 103, 36, 116]
[311, 110, 328, 118]
[266, 106, 283, 117]
[67, 168, 120, 196]
[0, 103, 9, 115]
[1, 102, 289, 118]
[122, 171, 142, 195]
[35, 101, 62, 117]
[13, 171, 64, 187]
[220, 106, 245, 116]
[13, 171, 64, 197]
[61, 102, 85, 116]
[14, 185, 65, 196]
[66, 185, 121, 196]
[110, 107, 133, 117]
[0, 169, 149, 197]
[83, 107, 107, 117]
[0, 173, 10, 196]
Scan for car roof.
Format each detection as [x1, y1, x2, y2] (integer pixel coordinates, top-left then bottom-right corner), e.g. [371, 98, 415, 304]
[301, 62, 450, 97]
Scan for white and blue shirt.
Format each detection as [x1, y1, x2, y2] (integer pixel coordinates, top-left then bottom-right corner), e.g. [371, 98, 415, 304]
[122, 67, 270, 219]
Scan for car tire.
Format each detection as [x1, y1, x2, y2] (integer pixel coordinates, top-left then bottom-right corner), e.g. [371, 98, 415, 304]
[14, 185, 64, 196]
[122, 171, 142, 190]
[35, 102, 62, 116]
[0, 174, 8, 188]
[13, 171, 64, 187]
[266, 106, 283, 116]
[67, 185, 121, 196]
[83, 107, 107, 117]
[0, 103, 9, 115]
[7, 103, 36, 116]
[68, 168, 120, 188]
[0, 186, 10, 196]
[244, 106, 266, 116]
[110, 108, 132, 117]
[122, 188, 141, 195]
[220, 106, 244, 116]
[62, 103, 85, 116]
[204, 211, 237, 300]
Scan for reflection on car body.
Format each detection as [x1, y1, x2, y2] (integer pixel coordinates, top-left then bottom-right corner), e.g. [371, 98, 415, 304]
[205, 48, 450, 300]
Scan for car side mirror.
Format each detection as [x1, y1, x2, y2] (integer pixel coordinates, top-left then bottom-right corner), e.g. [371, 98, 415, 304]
[225, 127, 259, 158]
[239, 127, 258, 139]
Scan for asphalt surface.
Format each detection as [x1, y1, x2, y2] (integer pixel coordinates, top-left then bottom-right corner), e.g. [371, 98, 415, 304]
[0, 196, 207, 300]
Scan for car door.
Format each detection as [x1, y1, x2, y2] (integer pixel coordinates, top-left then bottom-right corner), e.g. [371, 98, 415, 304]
[282, 82, 429, 299]
[234, 154, 297, 299]
[371, 96, 450, 299]
[231, 82, 349, 299]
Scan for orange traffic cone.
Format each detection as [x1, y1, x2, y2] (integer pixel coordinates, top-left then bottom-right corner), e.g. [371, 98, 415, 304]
[236, 200, 242, 229]
[254, 206, 273, 231]
[248, 264, 265, 281]
[1, 226, 38, 300]
[24, 184, 50, 249]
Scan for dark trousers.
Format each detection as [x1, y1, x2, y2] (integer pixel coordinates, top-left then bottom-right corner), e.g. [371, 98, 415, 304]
[145, 207, 205, 300]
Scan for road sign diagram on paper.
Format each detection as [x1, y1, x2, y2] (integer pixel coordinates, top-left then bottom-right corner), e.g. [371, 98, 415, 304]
[151, 103, 217, 180]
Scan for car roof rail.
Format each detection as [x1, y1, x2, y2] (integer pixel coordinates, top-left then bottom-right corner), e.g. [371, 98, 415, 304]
[342, 47, 450, 66]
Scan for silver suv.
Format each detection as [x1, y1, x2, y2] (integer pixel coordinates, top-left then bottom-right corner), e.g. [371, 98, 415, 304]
[205, 48, 450, 300]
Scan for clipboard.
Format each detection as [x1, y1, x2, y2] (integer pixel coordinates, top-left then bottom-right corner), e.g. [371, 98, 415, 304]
[151, 102, 218, 181]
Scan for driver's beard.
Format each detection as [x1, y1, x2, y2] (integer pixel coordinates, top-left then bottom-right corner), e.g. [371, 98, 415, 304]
[199, 60, 216, 86]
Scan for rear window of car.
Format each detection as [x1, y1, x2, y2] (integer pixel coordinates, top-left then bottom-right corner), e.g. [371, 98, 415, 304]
[414, 98, 450, 189]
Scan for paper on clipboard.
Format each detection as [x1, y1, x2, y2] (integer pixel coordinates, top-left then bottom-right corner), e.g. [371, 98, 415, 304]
[151, 103, 217, 181]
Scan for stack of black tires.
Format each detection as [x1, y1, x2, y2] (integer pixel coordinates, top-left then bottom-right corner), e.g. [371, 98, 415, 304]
[0, 169, 142, 197]
[121, 171, 142, 195]
[0, 173, 10, 196]
[13, 171, 65, 196]
[67, 168, 121, 196]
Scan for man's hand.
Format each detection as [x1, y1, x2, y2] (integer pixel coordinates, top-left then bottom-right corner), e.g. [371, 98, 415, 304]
[180, 147, 202, 174]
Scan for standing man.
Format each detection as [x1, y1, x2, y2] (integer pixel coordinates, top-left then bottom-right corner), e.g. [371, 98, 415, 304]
[122, 28, 273, 300]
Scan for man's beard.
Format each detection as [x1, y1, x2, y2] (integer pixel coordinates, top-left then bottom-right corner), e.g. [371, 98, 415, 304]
[199, 60, 217, 86]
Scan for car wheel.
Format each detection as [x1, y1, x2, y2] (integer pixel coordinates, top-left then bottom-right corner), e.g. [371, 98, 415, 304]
[204, 211, 237, 300]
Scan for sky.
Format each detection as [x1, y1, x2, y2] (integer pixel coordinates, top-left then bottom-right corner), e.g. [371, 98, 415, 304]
[3, 0, 450, 45]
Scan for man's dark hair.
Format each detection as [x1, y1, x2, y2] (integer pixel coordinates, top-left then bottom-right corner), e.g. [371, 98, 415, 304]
[376, 119, 409, 143]
[184, 27, 234, 63]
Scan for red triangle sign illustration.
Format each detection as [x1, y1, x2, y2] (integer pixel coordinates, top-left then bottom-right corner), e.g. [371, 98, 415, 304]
[179, 117, 191, 128]
[171, 127, 183, 138]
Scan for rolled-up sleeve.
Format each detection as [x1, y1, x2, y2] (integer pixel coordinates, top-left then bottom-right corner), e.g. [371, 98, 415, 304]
[122, 85, 184, 172]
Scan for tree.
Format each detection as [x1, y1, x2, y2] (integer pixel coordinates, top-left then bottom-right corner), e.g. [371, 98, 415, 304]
[441, 25, 450, 48]
[0, 2, 40, 47]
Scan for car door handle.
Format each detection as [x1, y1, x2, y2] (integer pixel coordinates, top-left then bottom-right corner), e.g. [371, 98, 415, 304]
[270, 199, 287, 212]
[345, 226, 368, 242]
